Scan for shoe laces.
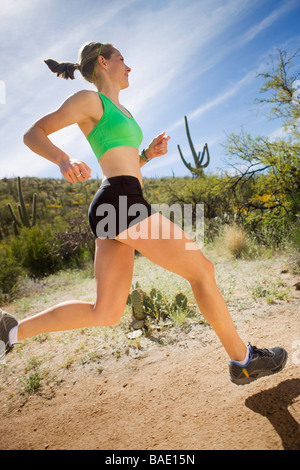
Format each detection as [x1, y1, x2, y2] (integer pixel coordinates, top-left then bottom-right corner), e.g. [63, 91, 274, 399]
[249, 343, 273, 358]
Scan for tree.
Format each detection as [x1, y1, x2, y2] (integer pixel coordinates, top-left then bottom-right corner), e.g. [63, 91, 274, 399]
[223, 131, 299, 245]
[222, 48, 300, 245]
[224, 130, 299, 214]
[255, 47, 300, 138]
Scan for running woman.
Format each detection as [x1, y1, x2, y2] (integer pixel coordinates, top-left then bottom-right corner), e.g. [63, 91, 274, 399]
[0, 42, 288, 385]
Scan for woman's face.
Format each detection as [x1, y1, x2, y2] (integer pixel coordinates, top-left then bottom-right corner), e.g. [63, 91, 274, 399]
[106, 49, 131, 89]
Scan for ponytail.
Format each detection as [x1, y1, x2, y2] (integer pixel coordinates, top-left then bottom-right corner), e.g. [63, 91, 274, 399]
[44, 59, 80, 80]
[44, 42, 115, 83]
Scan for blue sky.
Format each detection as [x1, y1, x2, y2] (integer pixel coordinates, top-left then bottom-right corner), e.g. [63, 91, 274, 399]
[0, 0, 299, 181]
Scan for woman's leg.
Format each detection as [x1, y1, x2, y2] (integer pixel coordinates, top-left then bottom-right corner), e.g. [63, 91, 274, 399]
[17, 239, 135, 341]
[115, 212, 247, 361]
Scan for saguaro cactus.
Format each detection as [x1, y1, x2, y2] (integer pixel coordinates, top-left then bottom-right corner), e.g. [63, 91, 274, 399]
[7, 177, 37, 233]
[177, 115, 210, 178]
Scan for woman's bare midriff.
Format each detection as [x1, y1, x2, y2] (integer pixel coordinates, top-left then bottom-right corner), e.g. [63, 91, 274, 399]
[77, 91, 144, 187]
[77, 92, 144, 186]
[95, 146, 143, 188]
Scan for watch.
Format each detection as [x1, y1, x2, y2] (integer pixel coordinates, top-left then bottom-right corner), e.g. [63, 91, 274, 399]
[140, 149, 150, 162]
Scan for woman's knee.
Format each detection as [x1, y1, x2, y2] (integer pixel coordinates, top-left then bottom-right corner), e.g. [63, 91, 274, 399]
[92, 304, 123, 327]
[187, 255, 215, 284]
[206, 258, 215, 277]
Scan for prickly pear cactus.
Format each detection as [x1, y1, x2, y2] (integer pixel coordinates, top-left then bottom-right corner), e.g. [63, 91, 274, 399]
[128, 286, 189, 331]
[173, 292, 188, 310]
[150, 288, 163, 303]
[131, 289, 146, 320]
[141, 293, 153, 313]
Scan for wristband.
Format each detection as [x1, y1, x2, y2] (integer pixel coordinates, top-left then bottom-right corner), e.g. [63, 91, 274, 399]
[140, 149, 150, 162]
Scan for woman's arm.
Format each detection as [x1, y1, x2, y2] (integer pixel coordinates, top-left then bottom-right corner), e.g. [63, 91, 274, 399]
[23, 91, 95, 183]
[139, 132, 170, 168]
[139, 148, 150, 168]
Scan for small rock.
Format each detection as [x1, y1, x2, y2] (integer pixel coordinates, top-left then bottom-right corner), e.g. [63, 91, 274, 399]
[127, 329, 143, 339]
[131, 320, 145, 330]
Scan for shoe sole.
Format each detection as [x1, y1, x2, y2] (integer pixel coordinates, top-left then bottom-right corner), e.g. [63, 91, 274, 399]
[231, 349, 288, 386]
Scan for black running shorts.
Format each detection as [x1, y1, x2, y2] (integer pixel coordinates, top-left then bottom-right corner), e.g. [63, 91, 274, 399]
[88, 175, 157, 239]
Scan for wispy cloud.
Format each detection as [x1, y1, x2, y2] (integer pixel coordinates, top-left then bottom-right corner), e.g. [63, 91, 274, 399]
[168, 70, 256, 132]
[0, 0, 43, 20]
[1, 0, 300, 179]
[171, 0, 300, 104]
[241, 0, 299, 43]
[125, 0, 256, 115]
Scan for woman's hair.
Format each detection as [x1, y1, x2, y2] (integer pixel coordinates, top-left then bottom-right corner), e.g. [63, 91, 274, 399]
[44, 42, 115, 83]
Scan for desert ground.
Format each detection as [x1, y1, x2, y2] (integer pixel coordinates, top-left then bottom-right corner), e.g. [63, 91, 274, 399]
[0, 250, 299, 450]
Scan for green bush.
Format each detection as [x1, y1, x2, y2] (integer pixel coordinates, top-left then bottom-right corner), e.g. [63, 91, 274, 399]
[0, 244, 25, 301]
[0, 176, 298, 293]
[10, 225, 63, 278]
[292, 222, 300, 250]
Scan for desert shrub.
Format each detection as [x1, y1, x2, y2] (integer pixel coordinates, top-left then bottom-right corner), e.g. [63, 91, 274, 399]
[222, 224, 247, 258]
[0, 244, 25, 301]
[51, 217, 95, 266]
[10, 225, 64, 278]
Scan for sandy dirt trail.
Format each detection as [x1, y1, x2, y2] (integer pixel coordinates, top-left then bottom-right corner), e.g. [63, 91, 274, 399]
[0, 300, 299, 451]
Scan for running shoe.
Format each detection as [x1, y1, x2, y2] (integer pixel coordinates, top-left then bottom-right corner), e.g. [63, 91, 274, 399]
[229, 343, 288, 385]
[0, 309, 18, 362]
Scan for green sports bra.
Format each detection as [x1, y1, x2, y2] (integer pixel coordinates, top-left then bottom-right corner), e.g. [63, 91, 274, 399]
[86, 93, 143, 161]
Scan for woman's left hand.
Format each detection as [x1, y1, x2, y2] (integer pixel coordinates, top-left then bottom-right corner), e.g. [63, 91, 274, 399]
[146, 132, 170, 160]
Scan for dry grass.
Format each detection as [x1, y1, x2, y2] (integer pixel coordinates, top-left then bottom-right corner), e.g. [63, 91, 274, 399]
[221, 224, 248, 258]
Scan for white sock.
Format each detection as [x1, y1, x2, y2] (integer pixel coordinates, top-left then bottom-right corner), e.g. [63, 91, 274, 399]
[8, 325, 19, 346]
[230, 346, 251, 366]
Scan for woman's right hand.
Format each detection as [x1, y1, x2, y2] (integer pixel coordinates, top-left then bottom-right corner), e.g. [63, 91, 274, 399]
[59, 157, 92, 183]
